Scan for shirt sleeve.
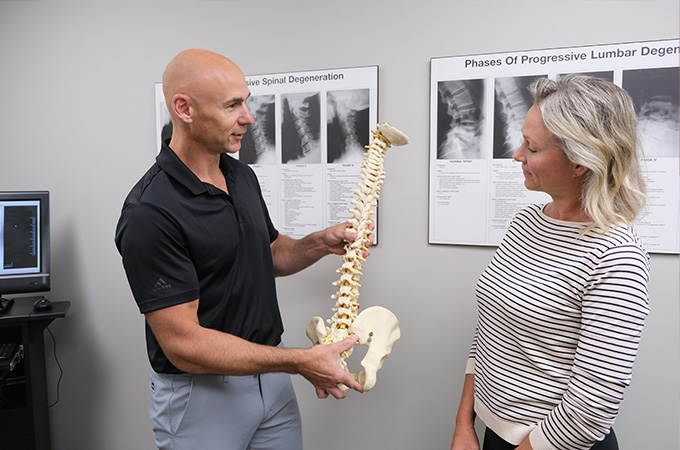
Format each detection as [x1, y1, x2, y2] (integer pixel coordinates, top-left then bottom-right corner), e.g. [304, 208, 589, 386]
[530, 243, 650, 450]
[116, 201, 200, 314]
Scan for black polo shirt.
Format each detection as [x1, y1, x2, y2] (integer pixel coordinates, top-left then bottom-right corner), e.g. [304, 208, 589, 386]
[115, 141, 283, 374]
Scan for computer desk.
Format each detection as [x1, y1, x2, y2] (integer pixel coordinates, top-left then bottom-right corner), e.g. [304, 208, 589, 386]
[0, 296, 70, 450]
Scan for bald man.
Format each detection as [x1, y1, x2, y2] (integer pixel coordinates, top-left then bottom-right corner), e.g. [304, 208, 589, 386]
[115, 49, 367, 450]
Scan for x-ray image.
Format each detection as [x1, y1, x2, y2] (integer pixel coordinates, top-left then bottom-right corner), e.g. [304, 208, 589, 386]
[437, 79, 486, 160]
[493, 75, 544, 158]
[240, 95, 276, 164]
[327, 89, 370, 164]
[622, 67, 680, 158]
[558, 71, 614, 82]
[281, 92, 321, 164]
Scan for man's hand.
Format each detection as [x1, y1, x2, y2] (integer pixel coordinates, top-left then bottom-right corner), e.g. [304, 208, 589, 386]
[323, 222, 375, 258]
[299, 335, 364, 399]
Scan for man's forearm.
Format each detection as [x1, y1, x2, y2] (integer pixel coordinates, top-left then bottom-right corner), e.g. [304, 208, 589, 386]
[157, 318, 363, 398]
[146, 304, 302, 375]
[271, 231, 336, 277]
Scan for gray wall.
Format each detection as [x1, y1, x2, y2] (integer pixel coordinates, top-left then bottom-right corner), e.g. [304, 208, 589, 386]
[0, 1, 677, 449]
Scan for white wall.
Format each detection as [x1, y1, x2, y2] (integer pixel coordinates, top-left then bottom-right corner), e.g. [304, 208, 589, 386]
[0, 1, 677, 449]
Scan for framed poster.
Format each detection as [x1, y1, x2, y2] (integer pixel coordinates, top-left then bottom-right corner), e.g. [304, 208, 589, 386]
[243, 66, 379, 240]
[429, 39, 679, 254]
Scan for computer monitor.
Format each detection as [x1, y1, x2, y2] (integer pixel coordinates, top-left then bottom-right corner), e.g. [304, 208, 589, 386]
[0, 191, 50, 299]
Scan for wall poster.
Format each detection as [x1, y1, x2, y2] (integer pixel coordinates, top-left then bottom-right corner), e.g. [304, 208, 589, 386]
[429, 38, 679, 254]
[156, 65, 379, 240]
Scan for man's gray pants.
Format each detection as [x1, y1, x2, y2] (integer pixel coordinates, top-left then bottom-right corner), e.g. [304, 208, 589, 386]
[149, 369, 303, 450]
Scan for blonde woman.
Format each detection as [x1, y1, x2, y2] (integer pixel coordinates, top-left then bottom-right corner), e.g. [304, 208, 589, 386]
[451, 75, 649, 450]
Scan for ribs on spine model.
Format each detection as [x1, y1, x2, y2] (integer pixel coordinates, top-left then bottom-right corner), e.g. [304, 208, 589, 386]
[306, 123, 407, 392]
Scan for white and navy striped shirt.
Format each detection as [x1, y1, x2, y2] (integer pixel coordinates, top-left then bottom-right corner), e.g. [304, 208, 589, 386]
[467, 204, 649, 450]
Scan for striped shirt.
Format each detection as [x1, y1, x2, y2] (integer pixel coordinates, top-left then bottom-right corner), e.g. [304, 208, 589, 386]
[467, 204, 649, 450]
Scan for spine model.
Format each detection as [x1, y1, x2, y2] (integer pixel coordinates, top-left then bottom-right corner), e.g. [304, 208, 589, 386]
[306, 123, 407, 391]
[326, 126, 390, 344]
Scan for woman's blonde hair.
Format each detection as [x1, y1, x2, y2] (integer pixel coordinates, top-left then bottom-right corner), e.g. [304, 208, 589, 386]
[529, 75, 646, 231]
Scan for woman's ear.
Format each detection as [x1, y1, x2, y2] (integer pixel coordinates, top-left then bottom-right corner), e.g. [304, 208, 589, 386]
[574, 165, 589, 178]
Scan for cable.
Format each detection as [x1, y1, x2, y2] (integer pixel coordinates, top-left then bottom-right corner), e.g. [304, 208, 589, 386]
[46, 327, 63, 408]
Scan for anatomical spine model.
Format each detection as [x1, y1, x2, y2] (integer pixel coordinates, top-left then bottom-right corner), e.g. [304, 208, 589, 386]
[306, 123, 407, 392]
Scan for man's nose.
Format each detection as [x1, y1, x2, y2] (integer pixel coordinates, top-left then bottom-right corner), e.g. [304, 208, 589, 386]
[242, 104, 254, 125]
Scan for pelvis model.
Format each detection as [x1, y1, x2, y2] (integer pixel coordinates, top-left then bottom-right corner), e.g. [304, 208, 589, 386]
[306, 123, 408, 392]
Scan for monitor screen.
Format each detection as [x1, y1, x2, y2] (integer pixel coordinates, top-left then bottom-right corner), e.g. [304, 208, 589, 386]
[0, 191, 50, 298]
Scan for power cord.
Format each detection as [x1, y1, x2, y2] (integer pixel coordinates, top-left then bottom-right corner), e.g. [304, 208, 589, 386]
[46, 327, 63, 408]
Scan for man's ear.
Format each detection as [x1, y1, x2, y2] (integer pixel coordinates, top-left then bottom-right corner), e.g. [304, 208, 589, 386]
[171, 94, 192, 124]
